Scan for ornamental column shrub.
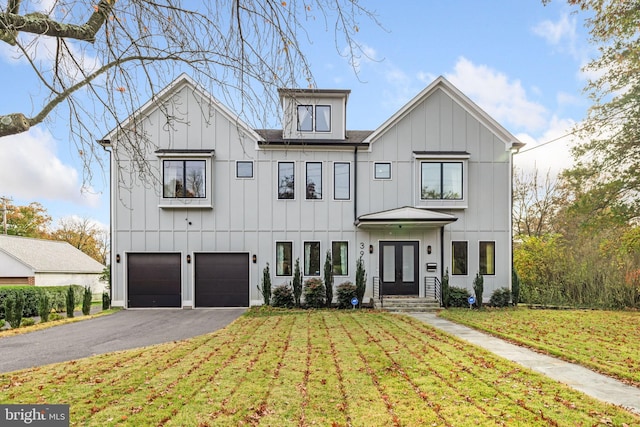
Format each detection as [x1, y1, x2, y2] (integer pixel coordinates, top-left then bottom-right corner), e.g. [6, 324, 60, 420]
[4, 293, 25, 329]
[512, 267, 521, 305]
[355, 255, 366, 307]
[66, 286, 75, 318]
[258, 263, 272, 306]
[38, 292, 51, 323]
[102, 292, 110, 310]
[473, 272, 484, 308]
[292, 258, 302, 307]
[82, 286, 92, 315]
[323, 251, 333, 308]
[442, 268, 450, 307]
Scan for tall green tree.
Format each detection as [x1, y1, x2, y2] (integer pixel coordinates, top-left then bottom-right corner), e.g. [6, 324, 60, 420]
[545, 1, 640, 221]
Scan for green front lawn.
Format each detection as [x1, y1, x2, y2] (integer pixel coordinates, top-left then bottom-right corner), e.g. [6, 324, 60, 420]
[1, 309, 637, 426]
[439, 307, 640, 387]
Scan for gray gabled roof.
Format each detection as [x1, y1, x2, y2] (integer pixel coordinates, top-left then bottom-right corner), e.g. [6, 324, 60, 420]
[0, 235, 105, 273]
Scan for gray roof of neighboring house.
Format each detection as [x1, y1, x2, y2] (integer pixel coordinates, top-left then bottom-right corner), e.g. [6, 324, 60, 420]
[0, 235, 105, 273]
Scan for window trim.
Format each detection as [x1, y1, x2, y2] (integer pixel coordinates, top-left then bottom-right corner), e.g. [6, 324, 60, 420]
[451, 241, 468, 276]
[236, 160, 254, 179]
[479, 241, 496, 276]
[156, 150, 214, 209]
[331, 241, 349, 276]
[315, 105, 331, 132]
[275, 241, 294, 276]
[333, 161, 351, 201]
[413, 153, 469, 209]
[277, 161, 296, 200]
[303, 241, 321, 276]
[420, 161, 464, 200]
[374, 162, 392, 180]
[305, 162, 323, 200]
[297, 105, 313, 132]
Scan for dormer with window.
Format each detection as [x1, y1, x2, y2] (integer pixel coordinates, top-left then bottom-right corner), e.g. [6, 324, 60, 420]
[279, 89, 350, 141]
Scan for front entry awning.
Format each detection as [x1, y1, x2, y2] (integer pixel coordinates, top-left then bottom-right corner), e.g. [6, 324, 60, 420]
[356, 206, 457, 229]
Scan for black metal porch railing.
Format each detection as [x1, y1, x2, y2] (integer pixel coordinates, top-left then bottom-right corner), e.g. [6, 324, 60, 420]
[424, 276, 442, 306]
[373, 276, 382, 308]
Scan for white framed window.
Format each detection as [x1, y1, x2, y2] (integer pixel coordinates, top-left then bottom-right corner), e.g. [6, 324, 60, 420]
[333, 162, 350, 200]
[479, 241, 495, 276]
[332, 241, 348, 276]
[374, 162, 392, 180]
[236, 161, 254, 179]
[304, 241, 321, 276]
[452, 241, 468, 276]
[156, 150, 214, 208]
[276, 241, 293, 276]
[278, 162, 295, 200]
[306, 162, 323, 200]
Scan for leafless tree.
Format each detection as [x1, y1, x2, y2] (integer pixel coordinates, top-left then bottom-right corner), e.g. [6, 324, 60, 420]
[513, 166, 561, 237]
[0, 1, 380, 180]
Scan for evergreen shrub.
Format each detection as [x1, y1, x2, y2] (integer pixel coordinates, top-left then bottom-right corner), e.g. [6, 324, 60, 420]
[336, 281, 357, 308]
[272, 284, 294, 308]
[303, 278, 325, 308]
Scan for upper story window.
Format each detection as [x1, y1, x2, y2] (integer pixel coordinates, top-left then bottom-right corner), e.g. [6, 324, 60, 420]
[334, 162, 350, 200]
[278, 162, 295, 199]
[421, 162, 463, 200]
[236, 161, 254, 179]
[297, 105, 331, 132]
[163, 160, 206, 198]
[374, 162, 392, 180]
[306, 162, 323, 199]
[156, 150, 214, 208]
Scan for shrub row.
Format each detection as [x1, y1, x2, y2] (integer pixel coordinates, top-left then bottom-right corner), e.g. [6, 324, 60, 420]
[270, 279, 360, 309]
[445, 286, 512, 308]
[0, 285, 87, 320]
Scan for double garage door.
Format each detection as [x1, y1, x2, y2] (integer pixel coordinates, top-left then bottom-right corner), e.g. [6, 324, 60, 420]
[127, 253, 249, 308]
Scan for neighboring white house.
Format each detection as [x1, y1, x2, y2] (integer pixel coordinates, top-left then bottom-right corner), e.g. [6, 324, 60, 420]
[102, 74, 522, 308]
[0, 235, 107, 293]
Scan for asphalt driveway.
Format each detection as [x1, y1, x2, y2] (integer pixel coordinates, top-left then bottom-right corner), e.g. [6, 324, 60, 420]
[0, 309, 245, 373]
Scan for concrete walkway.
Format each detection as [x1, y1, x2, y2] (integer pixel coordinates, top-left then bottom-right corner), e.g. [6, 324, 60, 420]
[409, 312, 640, 415]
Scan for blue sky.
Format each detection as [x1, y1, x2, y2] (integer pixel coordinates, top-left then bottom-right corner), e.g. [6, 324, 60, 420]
[0, 1, 592, 230]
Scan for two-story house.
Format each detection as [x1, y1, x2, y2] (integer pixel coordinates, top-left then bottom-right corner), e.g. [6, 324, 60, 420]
[101, 74, 522, 308]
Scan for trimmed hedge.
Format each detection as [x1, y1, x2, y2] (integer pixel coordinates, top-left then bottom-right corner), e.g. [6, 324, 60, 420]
[0, 285, 85, 320]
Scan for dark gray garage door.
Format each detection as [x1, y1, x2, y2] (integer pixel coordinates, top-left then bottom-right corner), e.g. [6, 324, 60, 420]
[127, 253, 181, 308]
[195, 253, 249, 307]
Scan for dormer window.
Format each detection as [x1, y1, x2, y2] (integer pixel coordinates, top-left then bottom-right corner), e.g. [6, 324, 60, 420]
[297, 105, 331, 132]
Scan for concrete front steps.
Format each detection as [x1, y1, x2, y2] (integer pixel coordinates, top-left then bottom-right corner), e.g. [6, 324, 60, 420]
[374, 296, 441, 313]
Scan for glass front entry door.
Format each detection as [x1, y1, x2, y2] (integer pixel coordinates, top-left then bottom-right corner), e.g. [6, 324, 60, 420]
[379, 241, 419, 295]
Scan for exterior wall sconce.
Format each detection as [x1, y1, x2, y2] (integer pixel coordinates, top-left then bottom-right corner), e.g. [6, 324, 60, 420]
[116, 254, 121, 263]
[427, 245, 432, 254]
[186, 254, 191, 264]
[252, 254, 257, 264]
[369, 244, 374, 254]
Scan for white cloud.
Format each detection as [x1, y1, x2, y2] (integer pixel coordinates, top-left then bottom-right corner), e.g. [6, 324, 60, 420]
[514, 116, 578, 176]
[533, 13, 577, 48]
[445, 57, 548, 133]
[0, 127, 100, 207]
